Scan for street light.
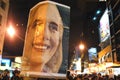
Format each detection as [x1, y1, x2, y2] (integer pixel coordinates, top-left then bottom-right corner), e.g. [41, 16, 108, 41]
[79, 43, 85, 72]
[7, 25, 15, 38]
[79, 43, 85, 59]
[6, 24, 24, 41]
[79, 44, 85, 50]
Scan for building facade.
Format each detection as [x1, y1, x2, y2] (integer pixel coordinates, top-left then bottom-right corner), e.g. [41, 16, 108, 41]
[106, 0, 120, 62]
[98, 0, 120, 74]
[0, 0, 9, 63]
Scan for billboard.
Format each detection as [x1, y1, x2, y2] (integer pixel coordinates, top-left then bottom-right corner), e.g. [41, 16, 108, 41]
[1, 59, 10, 67]
[21, 1, 70, 76]
[0, 59, 11, 71]
[99, 9, 110, 43]
[88, 47, 97, 63]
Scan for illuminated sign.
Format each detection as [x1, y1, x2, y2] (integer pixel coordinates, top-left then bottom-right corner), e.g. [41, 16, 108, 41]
[15, 57, 22, 63]
[99, 9, 110, 43]
[88, 47, 97, 63]
[1, 59, 10, 67]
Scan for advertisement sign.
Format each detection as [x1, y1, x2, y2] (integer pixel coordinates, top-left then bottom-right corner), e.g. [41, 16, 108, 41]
[99, 9, 110, 43]
[15, 57, 22, 63]
[89, 63, 99, 73]
[21, 1, 70, 76]
[1, 59, 10, 67]
[88, 47, 97, 63]
[11, 62, 21, 69]
[0, 59, 11, 70]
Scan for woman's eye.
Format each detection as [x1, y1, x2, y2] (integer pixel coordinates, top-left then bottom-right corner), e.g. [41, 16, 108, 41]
[33, 19, 42, 28]
[49, 22, 58, 31]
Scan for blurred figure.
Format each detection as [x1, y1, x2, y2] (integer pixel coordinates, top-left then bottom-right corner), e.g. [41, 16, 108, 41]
[109, 70, 114, 79]
[0, 73, 2, 80]
[91, 73, 97, 80]
[11, 70, 22, 80]
[2, 69, 10, 80]
[97, 73, 103, 80]
[66, 71, 73, 80]
[76, 74, 82, 80]
[12, 67, 19, 76]
[108, 78, 114, 80]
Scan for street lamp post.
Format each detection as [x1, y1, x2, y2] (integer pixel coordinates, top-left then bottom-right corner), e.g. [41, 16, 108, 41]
[79, 43, 85, 72]
[79, 43, 85, 59]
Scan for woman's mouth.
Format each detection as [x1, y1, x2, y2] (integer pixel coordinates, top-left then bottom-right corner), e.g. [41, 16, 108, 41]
[33, 43, 50, 51]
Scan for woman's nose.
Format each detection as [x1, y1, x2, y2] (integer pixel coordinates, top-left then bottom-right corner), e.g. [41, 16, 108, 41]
[43, 24, 50, 40]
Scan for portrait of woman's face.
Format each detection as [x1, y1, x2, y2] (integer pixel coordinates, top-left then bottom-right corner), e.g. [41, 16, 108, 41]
[29, 4, 62, 65]
[21, 1, 70, 73]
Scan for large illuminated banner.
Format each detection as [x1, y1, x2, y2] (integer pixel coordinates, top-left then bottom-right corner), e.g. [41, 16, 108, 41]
[88, 48, 97, 63]
[1, 59, 10, 67]
[99, 9, 110, 43]
[0, 59, 11, 70]
[21, 1, 70, 77]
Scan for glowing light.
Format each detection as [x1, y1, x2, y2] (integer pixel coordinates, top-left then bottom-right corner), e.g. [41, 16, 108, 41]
[79, 44, 85, 50]
[93, 17, 97, 20]
[7, 25, 15, 38]
[96, 10, 101, 14]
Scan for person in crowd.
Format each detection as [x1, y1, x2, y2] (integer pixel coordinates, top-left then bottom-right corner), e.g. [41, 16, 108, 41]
[76, 74, 82, 80]
[109, 70, 114, 79]
[83, 74, 89, 80]
[0, 73, 2, 80]
[97, 73, 103, 80]
[66, 71, 74, 80]
[2, 69, 10, 80]
[91, 73, 97, 80]
[116, 75, 120, 80]
[108, 78, 114, 80]
[11, 70, 22, 80]
[103, 74, 109, 80]
[12, 67, 19, 76]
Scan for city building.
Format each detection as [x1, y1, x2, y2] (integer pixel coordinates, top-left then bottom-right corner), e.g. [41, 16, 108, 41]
[0, 0, 9, 64]
[107, 0, 120, 63]
[98, 0, 120, 75]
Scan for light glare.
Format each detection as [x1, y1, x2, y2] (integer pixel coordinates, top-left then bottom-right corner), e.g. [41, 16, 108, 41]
[7, 25, 15, 37]
[96, 10, 101, 14]
[93, 17, 97, 20]
[79, 44, 84, 50]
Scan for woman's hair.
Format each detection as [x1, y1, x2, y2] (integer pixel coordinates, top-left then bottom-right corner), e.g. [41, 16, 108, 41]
[22, 2, 63, 73]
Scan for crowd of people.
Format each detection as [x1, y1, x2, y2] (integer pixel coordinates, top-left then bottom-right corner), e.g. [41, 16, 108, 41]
[1, 68, 120, 80]
[0, 67, 22, 80]
[66, 71, 120, 80]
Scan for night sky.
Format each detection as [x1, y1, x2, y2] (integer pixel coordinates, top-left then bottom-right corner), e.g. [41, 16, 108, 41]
[3, 0, 106, 59]
[69, 0, 106, 63]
